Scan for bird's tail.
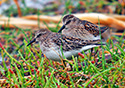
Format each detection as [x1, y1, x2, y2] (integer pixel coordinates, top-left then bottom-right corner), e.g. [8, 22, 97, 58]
[100, 26, 109, 34]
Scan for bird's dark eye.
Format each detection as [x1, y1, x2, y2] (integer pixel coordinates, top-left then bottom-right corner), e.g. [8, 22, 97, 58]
[37, 34, 42, 38]
[66, 20, 71, 25]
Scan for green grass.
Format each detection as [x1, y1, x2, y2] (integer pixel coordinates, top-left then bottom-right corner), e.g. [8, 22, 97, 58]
[0, 0, 125, 87]
[0, 26, 125, 87]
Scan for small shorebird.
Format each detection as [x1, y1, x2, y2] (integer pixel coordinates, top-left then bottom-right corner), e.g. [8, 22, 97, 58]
[27, 29, 103, 61]
[58, 14, 108, 40]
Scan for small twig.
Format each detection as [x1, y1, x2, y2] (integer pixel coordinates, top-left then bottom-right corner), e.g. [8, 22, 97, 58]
[13, 0, 22, 17]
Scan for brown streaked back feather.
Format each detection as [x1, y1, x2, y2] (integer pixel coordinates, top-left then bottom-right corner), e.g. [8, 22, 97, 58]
[52, 33, 101, 51]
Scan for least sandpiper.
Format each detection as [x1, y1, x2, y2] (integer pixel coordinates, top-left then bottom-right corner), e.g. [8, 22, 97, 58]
[27, 29, 103, 61]
[58, 14, 108, 40]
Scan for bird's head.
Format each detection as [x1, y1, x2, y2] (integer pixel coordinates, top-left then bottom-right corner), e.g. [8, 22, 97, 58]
[27, 29, 51, 46]
[58, 14, 79, 33]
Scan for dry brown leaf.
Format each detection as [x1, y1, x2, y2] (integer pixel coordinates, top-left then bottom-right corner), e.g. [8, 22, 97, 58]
[105, 14, 125, 21]
[73, 13, 125, 30]
[0, 13, 125, 30]
[22, 13, 125, 30]
[22, 15, 61, 23]
[0, 17, 60, 29]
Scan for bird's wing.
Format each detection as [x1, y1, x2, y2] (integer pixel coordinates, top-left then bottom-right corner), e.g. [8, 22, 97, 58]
[81, 20, 100, 37]
[53, 34, 102, 51]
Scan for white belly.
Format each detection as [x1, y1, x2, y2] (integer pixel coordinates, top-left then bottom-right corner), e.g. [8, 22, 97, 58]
[40, 44, 99, 61]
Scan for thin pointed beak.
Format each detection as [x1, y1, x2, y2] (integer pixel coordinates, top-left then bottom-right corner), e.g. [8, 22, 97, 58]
[27, 38, 36, 46]
[58, 25, 65, 33]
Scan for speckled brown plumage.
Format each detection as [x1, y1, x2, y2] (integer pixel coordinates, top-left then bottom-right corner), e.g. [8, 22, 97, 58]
[58, 14, 108, 40]
[27, 29, 102, 61]
[52, 34, 100, 51]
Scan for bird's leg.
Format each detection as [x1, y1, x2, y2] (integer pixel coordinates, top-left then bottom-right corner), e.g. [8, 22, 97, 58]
[93, 49, 98, 62]
[90, 48, 99, 58]
[60, 58, 66, 69]
[89, 48, 94, 59]
[62, 59, 73, 70]
[89, 48, 99, 63]
[93, 49, 98, 58]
